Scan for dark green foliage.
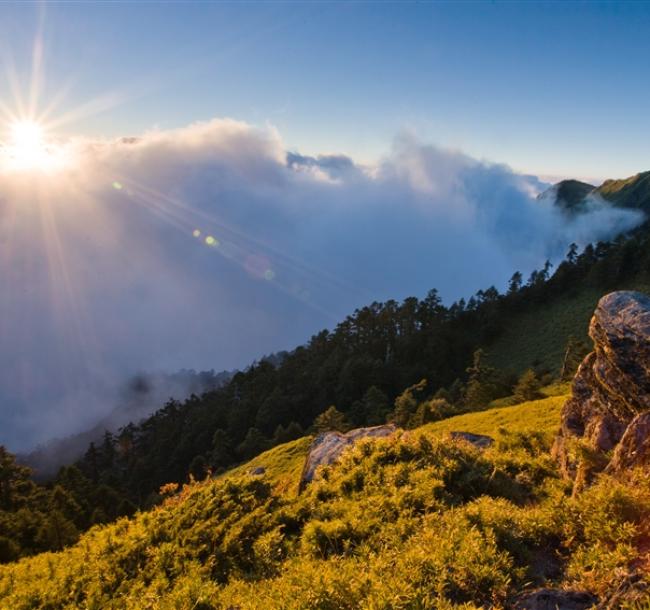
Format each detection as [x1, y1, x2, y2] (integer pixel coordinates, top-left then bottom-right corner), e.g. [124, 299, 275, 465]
[210, 428, 234, 468]
[189, 455, 209, 481]
[313, 406, 349, 433]
[0, 535, 19, 563]
[463, 349, 510, 409]
[272, 421, 304, 445]
[237, 428, 269, 460]
[347, 385, 390, 426]
[561, 335, 591, 380]
[513, 369, 543, 403]
[409, 397, 459, 427]
[0, 449, 114, 561]
[35, 510, 79, 551]
[0, 446, 35, 511]
[388, 378, 428, 427]
[508, 271, 523, 294]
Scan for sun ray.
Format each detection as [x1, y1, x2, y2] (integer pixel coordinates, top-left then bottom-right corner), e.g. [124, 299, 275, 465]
[34, 76, 76, 125]
[28, 5, 47, 120]
[45, 90, 129, 131]
[4, 55, 27, 120]
[35, 179, 107, 386]
[107, 174, 370, 321]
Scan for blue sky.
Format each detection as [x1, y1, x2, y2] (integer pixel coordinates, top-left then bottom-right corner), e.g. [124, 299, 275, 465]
[2, 1, 650, 182]
[4, 1, 650, 448]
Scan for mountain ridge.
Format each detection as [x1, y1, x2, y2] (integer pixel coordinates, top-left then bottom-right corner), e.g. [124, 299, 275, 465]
[546, 170, 650, 214]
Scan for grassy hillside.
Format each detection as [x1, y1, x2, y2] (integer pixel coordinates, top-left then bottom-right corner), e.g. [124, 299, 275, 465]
[486, 281, 650, 375]
[2, 389, 649, 610]
[224, 436, 312, 495]
[486, 287, 601, 374]
[598, 170, 650, 212]
[422, 394, 565, 440]
[228, 390, 568, 495]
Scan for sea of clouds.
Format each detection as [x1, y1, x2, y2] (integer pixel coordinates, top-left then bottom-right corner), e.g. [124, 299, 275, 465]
[0, 118, 643, 450]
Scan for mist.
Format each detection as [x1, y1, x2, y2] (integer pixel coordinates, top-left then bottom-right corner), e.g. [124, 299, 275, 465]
[0, 118, 643, 451]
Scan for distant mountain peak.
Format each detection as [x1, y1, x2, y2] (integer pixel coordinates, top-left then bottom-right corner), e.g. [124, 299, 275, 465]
[538, 179, 596, 214]
[540, 171, 650, 217]
[555, 179, 596, 203]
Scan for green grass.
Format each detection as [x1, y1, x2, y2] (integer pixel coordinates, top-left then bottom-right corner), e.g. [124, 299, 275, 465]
[486, 288, 602, 374]
[486, 283, 650, 375]
[421, 394, 566, 440]
[224, 436, 312, 495]
[222, 392, 570, 500]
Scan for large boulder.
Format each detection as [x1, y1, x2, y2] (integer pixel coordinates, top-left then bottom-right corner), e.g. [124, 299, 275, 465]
[554, 291, 650, 488]
[299, 424, 397, 492]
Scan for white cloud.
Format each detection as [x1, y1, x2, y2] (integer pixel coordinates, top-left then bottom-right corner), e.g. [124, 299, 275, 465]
[0, 118, 643, 450]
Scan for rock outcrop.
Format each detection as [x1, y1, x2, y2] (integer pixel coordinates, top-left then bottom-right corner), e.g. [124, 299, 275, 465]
[450, 431, 495, 448]
[606, 412, 650, 474]
[512, 588, 597, 610]
[299, 424, 397, 492]
[554, 291, 650, 489]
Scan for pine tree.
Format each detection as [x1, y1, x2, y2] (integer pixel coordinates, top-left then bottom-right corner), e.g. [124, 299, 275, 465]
[389, 379, 427, 428]
[314, 406, 349, 433]
[236, 428, 268, 460]
[0, 446, 34, 511]
[36, 511, 78, 551]
[463, 350, 502, 409]
[210, 429, 233, 468]
[273, 421, 304, 444]
[362, 386, 390, 426]
[409, 398, 455, 428]
[566, 242, 578, 264]
[508, 271, 523, 294]
[513, 369, 542, 403]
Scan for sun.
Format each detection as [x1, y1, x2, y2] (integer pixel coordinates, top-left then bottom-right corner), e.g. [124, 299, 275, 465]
[11, 120, 44, 150]
[2, 119, 69, 173]
[7, 120, 50, 170]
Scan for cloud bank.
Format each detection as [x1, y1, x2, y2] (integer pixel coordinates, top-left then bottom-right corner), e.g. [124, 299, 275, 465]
[0, 118, 643, 450]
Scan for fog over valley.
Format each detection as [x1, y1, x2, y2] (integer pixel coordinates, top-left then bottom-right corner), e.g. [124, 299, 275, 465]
[0, 119, 643, 450]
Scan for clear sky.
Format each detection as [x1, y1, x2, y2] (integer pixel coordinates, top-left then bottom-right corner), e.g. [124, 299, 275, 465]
[2, 1, 650, 182]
